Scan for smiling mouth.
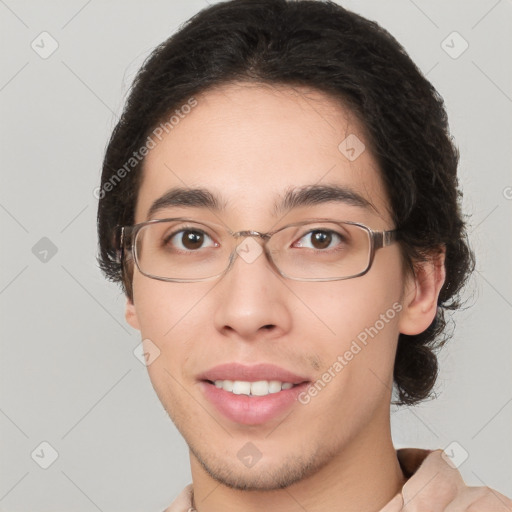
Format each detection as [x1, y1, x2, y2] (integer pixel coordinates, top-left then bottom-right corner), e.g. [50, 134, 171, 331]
[200, 370, 311, 425]
[205, 379, 304, 397]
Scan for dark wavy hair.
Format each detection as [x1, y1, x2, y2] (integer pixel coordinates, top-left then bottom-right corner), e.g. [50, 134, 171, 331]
[97, 0, 474, 406]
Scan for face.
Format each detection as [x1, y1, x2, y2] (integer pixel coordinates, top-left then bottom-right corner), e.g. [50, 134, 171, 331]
[126, 83, 418, 490]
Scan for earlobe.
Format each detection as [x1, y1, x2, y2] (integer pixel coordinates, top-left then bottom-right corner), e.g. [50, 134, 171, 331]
[398, 249, 446, 336]
[125, 297, 140, 331]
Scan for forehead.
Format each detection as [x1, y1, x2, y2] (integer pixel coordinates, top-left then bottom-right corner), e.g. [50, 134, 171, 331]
[135, 83, 392, 227]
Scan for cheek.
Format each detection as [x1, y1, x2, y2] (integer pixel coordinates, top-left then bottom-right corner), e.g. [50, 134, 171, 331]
[132, 273, 208, 334]
[295, 261, 404, 396]
[131, 276, 206, 379]
[303, 270, 403, 347]
[132, 279, 205, 418]
[292, 284, 402, 436]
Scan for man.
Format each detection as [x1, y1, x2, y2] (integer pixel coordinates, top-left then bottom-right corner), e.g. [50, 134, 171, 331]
[96, 1, 511, 510]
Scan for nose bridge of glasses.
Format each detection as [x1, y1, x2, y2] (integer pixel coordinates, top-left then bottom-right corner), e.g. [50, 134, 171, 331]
[230, 230, 272, 249]
[232, 230, 269, 239]
[228, 230, 277, 271]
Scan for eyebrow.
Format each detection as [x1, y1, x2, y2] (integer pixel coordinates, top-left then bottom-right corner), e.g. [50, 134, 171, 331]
[146, 184, 373, 220]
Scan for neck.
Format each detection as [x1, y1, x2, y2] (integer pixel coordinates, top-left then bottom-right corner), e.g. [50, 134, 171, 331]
[189, 411, 405, 512]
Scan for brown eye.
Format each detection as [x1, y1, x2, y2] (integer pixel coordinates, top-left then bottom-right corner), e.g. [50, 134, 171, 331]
[167, 229, 214, 251]
[294, 229, 342, 250]
[181, 231, 204, 250]
[310, 231, 332, 249]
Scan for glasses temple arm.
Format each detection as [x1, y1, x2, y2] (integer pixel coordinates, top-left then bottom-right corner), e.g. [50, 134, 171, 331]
[373, 229, 399, 250]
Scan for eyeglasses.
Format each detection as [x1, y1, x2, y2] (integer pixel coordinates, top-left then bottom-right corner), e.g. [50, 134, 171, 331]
[116, 217, 398, 283]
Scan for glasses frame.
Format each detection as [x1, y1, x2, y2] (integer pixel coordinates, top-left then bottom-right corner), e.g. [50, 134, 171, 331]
[115, 217, 398, 283]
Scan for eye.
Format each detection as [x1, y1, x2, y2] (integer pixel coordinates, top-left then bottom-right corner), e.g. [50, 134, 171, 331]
[293, 229, 344, 250]
[166, 229, 217, 251]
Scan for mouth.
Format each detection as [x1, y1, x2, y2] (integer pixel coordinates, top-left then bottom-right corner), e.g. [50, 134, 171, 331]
[198, 363, 311, 425]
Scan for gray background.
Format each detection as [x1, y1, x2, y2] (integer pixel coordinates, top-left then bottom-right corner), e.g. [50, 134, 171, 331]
[1, 0, 511, 510]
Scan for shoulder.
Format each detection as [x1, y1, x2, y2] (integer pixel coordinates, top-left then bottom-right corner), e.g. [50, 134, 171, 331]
[162, 483, 194, 512]
[395, 448, 512, 511]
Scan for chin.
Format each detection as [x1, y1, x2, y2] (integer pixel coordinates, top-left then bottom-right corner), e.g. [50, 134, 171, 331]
[190, 442, 332, 491]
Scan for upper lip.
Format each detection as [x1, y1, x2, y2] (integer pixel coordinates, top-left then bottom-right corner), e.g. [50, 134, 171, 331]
[198, 363, 310, 384]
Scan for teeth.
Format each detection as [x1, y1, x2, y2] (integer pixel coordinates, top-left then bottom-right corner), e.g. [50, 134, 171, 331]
[268, 380, 282, 393]
[251, 380, 273, 396]
[213, 379, 296, 396]
[232, 381, 251, 395]
[222, 380, 233, 392]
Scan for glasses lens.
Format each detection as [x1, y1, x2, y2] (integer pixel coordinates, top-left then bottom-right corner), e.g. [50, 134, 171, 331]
[135, 220, 230, 280]
[270, 222, 371, 280]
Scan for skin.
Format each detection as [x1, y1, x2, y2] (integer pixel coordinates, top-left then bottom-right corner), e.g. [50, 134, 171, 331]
[125, 82, 445, 512]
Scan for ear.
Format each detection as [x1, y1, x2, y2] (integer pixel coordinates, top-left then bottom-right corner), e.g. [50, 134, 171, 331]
[125, 296, 140, 331]
[398, 248, 446, 336]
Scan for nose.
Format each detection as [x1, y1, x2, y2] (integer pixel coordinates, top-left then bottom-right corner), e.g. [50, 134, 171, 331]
[213, 237, 292, 341]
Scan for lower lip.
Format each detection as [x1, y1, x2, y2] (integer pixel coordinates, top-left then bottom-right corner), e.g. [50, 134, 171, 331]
[200, 381, 310, 425]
